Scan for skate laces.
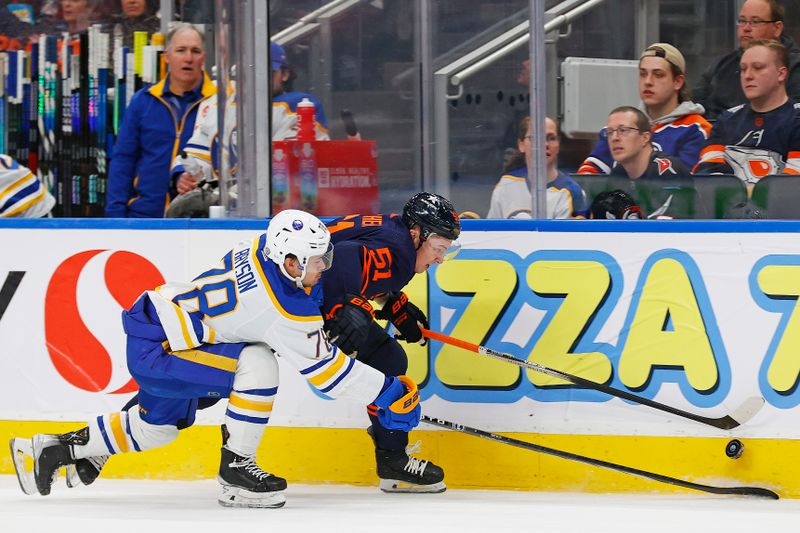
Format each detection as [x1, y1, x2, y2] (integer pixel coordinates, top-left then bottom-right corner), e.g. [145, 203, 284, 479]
[232, 455, 270, 481]
[403, 440, 429, 475]
[87, 455, 109, 471]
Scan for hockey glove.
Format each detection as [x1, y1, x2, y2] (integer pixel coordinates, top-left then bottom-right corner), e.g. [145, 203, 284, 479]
[372, 375, 421, 432]
[324, 294, 375, 355]
[374, 291, 428, 344]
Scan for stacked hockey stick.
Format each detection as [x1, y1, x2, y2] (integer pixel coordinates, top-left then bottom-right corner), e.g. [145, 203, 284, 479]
[0, 27, 160, 216]
[420, 328, 776, 499]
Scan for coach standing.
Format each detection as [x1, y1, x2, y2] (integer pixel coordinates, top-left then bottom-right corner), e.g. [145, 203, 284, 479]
[105, 23, 216, 218]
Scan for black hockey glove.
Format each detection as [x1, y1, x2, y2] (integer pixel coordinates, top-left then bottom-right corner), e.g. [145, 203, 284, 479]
[324, 294, 375, 355]
[374, 291, 428, 344]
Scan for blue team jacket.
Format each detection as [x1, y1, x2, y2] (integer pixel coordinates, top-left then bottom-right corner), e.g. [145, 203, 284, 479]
[105, 72, 216, 218]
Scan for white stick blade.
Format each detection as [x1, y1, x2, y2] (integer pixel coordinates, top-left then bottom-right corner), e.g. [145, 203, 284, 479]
[730, 396, 766, 425]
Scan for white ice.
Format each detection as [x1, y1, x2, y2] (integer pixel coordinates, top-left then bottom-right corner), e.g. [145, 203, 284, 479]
[1, 474, 798, 533]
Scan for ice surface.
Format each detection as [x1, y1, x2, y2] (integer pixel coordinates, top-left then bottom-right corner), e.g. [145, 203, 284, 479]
[1, 475, 797, 533]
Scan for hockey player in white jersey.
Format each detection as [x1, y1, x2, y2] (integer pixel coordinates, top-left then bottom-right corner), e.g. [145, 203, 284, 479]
[10, 209, 422, 508]
[0, 154, 55, 217]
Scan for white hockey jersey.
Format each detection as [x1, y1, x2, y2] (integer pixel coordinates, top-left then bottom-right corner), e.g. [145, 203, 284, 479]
[0, 154, 55, 218]
[144, 233, 385, 404]
[171, 87, 330, 182]
[487, 172, 572, 219]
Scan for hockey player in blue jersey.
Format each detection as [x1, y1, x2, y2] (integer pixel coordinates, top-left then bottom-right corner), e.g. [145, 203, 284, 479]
[318, 192, 461, 493]
[9, 209, 423, 509]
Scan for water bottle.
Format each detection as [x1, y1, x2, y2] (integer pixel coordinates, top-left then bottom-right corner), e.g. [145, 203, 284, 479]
[296, 98, 316, 141]
[272, 147, 290, 211]
[298, 141, 317, 212]
[180, 150, 202, 180]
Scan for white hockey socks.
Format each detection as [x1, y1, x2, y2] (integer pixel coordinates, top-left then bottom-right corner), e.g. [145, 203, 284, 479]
[73, 408, 178, 459]
[224, 344, 279, 457]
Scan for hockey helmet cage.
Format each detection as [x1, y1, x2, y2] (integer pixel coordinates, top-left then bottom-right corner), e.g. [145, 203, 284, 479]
[401, 192, 461, 241]
[266, 209, 333, 288]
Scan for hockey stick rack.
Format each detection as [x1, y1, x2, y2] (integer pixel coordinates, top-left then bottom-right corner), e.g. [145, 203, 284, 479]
[421, 329, 764, 430]
[422, 415, 778, 499]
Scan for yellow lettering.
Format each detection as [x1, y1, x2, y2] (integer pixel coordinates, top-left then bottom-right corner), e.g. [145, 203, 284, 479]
[434, 260, 519, 387]
[526, 260, 612, 387]
[619, 258, 718, 391]
[758, 265, 800, 393]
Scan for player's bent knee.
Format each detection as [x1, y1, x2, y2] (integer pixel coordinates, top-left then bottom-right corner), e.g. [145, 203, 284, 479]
[233, 343, 279, 391]
[128, 408, 179, 450]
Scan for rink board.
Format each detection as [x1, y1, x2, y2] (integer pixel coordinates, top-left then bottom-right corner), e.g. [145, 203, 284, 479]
[1, 218, 799, 496]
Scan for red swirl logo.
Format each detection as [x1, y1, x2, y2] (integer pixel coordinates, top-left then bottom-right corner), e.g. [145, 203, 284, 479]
[44, 250, 165, 393]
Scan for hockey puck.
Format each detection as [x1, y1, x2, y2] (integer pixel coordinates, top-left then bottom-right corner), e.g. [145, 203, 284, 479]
[725, 439, 744, 459]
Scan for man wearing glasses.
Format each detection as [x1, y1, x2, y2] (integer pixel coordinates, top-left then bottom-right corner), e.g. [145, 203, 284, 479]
[693, 0, 800, 119]
[605, 106, 691, 218]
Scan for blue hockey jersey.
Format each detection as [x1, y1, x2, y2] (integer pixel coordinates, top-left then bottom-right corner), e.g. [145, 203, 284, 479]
[578, 102, 712, 175]
[315, 214, 417, 315]
[692, 99, 800, 184]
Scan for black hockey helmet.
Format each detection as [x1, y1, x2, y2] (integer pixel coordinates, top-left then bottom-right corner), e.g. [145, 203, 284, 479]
[402, 192, 461, 241]
[590, 190, 644, 220]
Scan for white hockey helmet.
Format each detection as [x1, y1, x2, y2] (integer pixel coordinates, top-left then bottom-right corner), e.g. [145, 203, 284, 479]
[266, 209, 333, 288]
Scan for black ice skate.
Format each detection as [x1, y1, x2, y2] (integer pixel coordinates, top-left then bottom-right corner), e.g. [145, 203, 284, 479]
[66, 455, 109, 488]
[31, 433, 74, 496]
[61, 427, 109, 488]
[217, 425, 287, 508]
[372, 433, 446, 493]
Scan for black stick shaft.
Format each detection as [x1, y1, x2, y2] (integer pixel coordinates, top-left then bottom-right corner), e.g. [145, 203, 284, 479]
[485, 345, 743, 429]
[421, 328, 753, 430]
[421, 415, 778, 499]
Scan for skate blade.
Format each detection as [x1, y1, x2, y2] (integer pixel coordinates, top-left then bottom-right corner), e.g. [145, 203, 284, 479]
[9, 438, 38, 496]
[65, 464, 81, 488]
[217, 485, 286, 508]
[379, 479, 447, 493]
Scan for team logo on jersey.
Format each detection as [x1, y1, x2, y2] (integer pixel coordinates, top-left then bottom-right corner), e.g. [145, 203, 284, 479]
[748, 159, 773, 178]
[292, 220, 304, 230]
[755, 117, 764, 127]
[44, 250, 164, 393]
[655, 157, 676, 175]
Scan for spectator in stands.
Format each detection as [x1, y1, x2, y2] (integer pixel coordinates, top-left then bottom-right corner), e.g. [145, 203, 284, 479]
[32, 0, 88, 34]
[605, 106, 691, 218]
[61, 0, 93, 33]
[693, 0, 800, 120]
[693, 39, 800, 189]
[271, 41, 330, 141]
[487, 116, 587, 219]
[105, 23, 216, 218]
[0, 154, 55, 218]
[168, 41, 330, 207]
[112, 0, 160, 48]
[579, 42, 711, 175]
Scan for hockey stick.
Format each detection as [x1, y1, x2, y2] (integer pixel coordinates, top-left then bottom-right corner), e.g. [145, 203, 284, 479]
[421, 415, 778, 499]
[421, 328, 764, 430]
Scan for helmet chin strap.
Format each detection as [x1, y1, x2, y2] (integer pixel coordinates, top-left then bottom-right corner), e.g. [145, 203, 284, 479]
[278, 261, 307, 289]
